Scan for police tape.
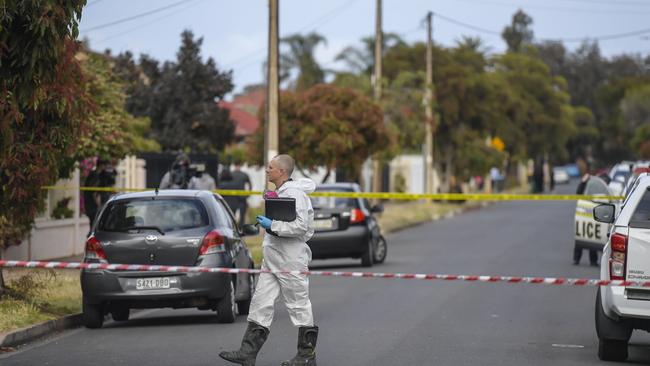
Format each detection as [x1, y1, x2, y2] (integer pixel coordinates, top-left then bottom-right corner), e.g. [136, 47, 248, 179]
[0, 260, 643, 287]
[41, 186, 623, 201]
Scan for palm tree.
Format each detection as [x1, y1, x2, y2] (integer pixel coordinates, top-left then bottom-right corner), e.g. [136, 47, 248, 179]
[280, 32, 327, 91]
[335, 33, 406, 75]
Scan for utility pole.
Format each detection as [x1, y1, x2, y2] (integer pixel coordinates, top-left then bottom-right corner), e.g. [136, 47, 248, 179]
[424, 11, 435, 195]
[265, 0, 280, 188]
[371, 0, 383, 194]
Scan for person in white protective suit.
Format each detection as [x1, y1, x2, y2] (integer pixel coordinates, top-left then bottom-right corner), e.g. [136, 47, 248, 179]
[219, 154, 319, 366]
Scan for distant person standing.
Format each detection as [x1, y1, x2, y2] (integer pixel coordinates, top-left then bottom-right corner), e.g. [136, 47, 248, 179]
[574, 162, 599, 266]
[160, 153, 191, 189]
[230, 161, 251, 225]
[490, 166, 502, 193]
[84, 159, 116, 227]
[549, 165, 556, 192]
[532, 158, 545, 194]
[218, 169, 240, 216]
[188, 163, 216, 191]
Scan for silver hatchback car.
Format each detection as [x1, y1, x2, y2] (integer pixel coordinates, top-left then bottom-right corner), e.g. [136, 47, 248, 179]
[81, 190, 258, 328]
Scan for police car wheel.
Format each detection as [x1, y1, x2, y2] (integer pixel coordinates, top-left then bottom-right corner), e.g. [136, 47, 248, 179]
[598, 339, 628, 361]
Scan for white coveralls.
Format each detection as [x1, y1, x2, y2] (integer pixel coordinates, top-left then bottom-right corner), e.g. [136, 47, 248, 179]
[247, 178, 316, 328]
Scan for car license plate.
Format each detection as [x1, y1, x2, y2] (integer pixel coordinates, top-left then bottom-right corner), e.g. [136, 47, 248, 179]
[136, 277, 170, 290]
[313, 219, 333, 230]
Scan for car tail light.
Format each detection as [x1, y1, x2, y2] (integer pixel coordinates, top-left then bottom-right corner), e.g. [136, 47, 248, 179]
[349, 208, 366, 224]
[609, 233, 628, 280]
[199, 230, 226, 255]
[84, 236, 107, 263]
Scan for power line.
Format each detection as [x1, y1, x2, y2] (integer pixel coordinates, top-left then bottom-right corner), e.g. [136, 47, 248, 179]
[434, 12, 501, 37]
[432, 11, 650, 43]
[559, 27, 650, 42]
[82, 0, 192, 33]
[92, 0, 206, 45]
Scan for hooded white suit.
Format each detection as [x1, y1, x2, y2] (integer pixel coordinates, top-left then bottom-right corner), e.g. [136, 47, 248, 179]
[247, 178, 316, 328]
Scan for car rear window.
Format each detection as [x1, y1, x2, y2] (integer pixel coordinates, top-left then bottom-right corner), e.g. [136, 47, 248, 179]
[585, 178, 609, 195]
[311, 188, 359, 210]
[630, 190, 650, 229]
[98, 198, 209, 233]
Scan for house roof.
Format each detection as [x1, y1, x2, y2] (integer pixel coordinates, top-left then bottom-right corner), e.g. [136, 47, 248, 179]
[219, 88, 265, 137]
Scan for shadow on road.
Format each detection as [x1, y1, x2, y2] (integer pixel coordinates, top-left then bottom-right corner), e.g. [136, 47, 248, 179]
[103, 312, 220, 329]
[627, 342, 650, 364]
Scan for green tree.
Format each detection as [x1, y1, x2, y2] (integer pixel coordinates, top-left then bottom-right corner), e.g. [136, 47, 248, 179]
[502, 10, 534, 52]
[248, 84, 393, 181]
[75, 51, 160, 161]
[620, 84, 650, 133]
[0, 0, 88, 293]
[281, 32, 327, 91]
[110, 51, 161, 119]
[337, 39, 506, 187]
[492, 52, 577, 164]
[383, 71, 426, 153]
[565, 106, 598, 164]
[633, 124, 650, 159]
[594, 77, 650, 163]
[535, 40, 650, 165]
[146, 30, 235, 152]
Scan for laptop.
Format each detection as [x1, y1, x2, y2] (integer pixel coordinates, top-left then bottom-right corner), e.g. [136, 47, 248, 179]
[265, 197, 296, 222]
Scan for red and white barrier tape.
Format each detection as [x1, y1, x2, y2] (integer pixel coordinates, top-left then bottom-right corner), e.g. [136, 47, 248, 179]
[0, 260, 644, 287]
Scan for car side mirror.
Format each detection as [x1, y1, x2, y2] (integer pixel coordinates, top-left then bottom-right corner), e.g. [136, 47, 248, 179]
[240, 224, 259, 236]
[593, 204, 615, 224]
[370, 204, 384, 213]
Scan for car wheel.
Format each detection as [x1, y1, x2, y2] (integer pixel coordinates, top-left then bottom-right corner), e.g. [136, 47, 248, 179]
[595, 288, 631, 361]
[83, 298, 104, 329]
[237, 267, 256, 315]
[110, 306, 130, 322]
[373, 236, 387, 264]
[216, 278, 236, 323]
[361, 239, 374, 267]
[598, 339, 628, 361]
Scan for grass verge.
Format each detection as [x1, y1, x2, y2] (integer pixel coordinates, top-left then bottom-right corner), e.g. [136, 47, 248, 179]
[0, 269, 81, 333]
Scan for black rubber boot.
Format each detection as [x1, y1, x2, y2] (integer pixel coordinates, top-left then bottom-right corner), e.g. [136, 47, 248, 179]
[219, 322, 270, 366]
[281, 326, 319, 366]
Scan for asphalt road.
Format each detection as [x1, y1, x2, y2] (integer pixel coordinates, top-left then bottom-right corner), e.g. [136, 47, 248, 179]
[4, 181, 650, 365]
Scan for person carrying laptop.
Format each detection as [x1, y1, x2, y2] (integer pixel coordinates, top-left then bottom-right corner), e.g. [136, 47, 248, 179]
[220, 154, 319, 366]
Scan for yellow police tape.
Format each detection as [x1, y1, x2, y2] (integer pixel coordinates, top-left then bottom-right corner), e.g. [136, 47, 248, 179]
[41, 186, 624, 201]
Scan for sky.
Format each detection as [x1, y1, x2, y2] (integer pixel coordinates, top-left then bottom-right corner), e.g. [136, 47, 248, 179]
[79, 0, 650, 96]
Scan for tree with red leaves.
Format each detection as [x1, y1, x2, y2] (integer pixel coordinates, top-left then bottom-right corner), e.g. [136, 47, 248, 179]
[249, 84, 393, 182]
[0, 0, 88, 294]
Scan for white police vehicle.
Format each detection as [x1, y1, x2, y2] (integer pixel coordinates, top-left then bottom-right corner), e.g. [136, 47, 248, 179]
[574, 176, 617, 259]
[593, 173, 650, 361]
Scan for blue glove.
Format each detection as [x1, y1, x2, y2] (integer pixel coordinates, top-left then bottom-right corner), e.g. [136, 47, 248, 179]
[256, 215, 272, 229]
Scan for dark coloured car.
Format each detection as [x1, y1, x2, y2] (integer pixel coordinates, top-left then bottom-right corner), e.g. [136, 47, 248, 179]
[81, 190, 258, 328]
[307, 183, 387, 267]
